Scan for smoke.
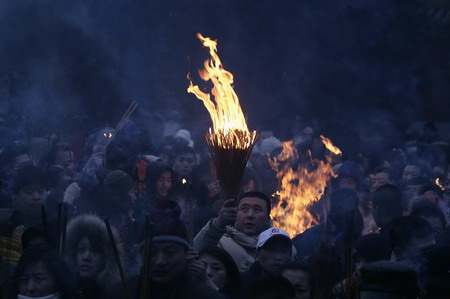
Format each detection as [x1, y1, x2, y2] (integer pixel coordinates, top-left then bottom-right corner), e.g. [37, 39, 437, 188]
[0, 0, 447, 151]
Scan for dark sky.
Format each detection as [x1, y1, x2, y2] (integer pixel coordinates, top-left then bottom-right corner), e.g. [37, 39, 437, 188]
[0, 0, 448, 145]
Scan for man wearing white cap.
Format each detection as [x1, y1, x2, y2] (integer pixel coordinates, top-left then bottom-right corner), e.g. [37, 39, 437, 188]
[240, 227, 294, 298]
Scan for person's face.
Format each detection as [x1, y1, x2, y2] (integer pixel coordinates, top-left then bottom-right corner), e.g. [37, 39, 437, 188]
[257, 238, 292, 276]
[150, 242, 186, 284]
[282, 269, 312, 299]
[235, 197, 270, 236]
[19, 262, 57, 297]
[76, 237, 106, 280]
[200, 254, 228, 290]
[371, 172, 390, 192]
[338, 177, 357, 191]
[156, 170, 172, 198]
[173, 153, 196, 176]
[13, 184, 47, 215]
[402, 165, 421, 182]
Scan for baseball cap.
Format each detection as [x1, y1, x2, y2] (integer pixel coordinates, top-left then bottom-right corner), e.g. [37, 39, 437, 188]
[257, 227, 291, 248]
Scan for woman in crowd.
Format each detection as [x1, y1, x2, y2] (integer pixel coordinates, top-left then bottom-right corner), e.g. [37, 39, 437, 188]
[191, 246, 241, 299]
[11, 249, 75, 299]
[65, 214, 122, 299]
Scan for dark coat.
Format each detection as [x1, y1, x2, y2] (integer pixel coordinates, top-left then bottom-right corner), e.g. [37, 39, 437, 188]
[102, 270, 226, 299]
[240, 262, 263, 299]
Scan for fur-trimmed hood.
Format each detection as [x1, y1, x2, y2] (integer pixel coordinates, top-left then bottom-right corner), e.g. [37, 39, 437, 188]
[65, 214, 123, 290]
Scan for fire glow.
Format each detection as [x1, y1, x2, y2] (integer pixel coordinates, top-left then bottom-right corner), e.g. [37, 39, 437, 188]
[435, 178, 445, 191]
[187, 33, 258, 199]
[269, 137, 342, 236]
[187, 33, 257, 149]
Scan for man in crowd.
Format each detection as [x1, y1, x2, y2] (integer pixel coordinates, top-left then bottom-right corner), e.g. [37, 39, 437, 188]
[371, 167, 395, 192]
[103, 200, 225, 298]
[194, 191, 272, 272]
[371, 184, 404, 234]
[11, 166, 49, 228]
[241, 227, 293, 298]
[170, 145, 197, 178]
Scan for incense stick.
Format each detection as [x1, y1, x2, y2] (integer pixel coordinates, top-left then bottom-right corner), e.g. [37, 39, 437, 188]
[104, 218, 131, 299]
[183, 178, 194, 245]
[57, 203, 68, 255]
[105, 101, 138, 149]
[140, 217, 153, 299]
[346, 210, 355, 299]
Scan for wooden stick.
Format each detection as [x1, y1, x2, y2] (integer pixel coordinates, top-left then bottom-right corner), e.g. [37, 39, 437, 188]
[140, 217, 153, 299]
[104, 218, 131, 299]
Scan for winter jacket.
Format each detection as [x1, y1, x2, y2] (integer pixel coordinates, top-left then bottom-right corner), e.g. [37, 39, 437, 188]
[102, 270, 226, 299]
[239, 262, 264, 299]
[193, 219, 258, 272]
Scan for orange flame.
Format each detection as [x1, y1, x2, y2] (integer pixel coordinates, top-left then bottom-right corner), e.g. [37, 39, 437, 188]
[269, 137, 341, 236]
[435, 178, 445, 191]
[187, 33, 257, 149]
[320, 135, 342, 155]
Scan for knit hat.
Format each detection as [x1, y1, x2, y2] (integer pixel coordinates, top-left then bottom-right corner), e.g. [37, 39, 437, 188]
[104, 170, 134, 193]
[149, 200, 189, 249]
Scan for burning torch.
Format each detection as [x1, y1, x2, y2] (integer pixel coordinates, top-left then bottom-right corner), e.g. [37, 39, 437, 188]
[187, 33, 258, 200]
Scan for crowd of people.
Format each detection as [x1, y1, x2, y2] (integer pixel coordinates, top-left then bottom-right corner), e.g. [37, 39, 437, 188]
[0, 120, 449, 299]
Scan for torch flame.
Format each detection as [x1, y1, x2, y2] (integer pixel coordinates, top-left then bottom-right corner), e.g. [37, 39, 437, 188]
[435, 178, 445, 191]
[320, 135, 342, 155]
[269, 137, 341, 236]
[187, 33, 257, 149]
[187, 33, 258, 199]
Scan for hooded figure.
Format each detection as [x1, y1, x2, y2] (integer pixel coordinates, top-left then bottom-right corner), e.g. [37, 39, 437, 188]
[143, 161, 177, 208]
[65, 214, 122, 299]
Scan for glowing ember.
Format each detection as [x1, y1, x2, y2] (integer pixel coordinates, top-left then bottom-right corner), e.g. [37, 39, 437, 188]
[269, 137, 341, 236]
[187, 33, 257, 149]
[187, 33, 258, 199]
[435, 178, 445, 191]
